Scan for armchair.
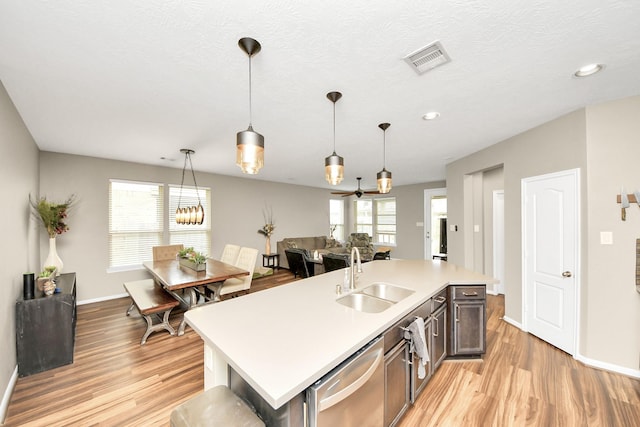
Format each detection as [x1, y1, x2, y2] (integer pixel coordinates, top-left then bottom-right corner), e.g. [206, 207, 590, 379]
[345, 233, 375, 261]
[284, 248, 312, 278]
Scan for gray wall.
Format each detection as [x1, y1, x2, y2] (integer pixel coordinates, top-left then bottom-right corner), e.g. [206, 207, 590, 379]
[38, 152, 334, 302]
[447, 96, 640, 372]
[391, 181, 446, 260]
[583, 96, 640, 369]
[0, 81, 39, 419]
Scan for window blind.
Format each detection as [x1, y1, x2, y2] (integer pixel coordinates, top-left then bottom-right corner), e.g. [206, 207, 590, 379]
[109, 180, 163, 268]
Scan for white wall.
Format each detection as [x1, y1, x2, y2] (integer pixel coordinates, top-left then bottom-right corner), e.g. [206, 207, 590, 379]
[0, 81, 39, 421]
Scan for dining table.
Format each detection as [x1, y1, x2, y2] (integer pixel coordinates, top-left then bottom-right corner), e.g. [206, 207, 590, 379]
[143, 258, 249, 335]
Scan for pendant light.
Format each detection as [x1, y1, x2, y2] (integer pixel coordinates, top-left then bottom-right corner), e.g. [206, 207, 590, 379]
[376, 123, 392, 194]
[236, 37, 264, 175]
[325, 91, 344, 185]
[176, 149, 205, 225]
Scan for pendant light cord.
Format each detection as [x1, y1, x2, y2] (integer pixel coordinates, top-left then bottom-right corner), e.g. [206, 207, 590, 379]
[383, 130, 386, 168]
[177, 151, 202, 209]
[248, 54, 253, 127]
[332, 101, 336, 152]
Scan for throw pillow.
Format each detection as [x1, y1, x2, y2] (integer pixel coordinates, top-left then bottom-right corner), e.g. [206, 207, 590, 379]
[325, 238, 338, 248]
[285, 241, 298, 249]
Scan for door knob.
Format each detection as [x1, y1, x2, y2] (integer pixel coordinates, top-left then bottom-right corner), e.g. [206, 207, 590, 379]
[562, 271, 572, 278]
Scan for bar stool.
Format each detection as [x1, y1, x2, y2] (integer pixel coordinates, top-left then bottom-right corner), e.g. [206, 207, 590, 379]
[170, 385, 264, 427]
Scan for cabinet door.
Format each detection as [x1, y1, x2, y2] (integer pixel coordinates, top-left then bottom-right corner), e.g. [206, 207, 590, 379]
[410, 320, 432, 403]
[452, 301, 486, 355]
[431, 306, 447, 369]
[384, 341, 410, 427]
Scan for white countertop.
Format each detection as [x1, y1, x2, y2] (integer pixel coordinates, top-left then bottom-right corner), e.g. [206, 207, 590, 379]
[185, 259, 496, 408]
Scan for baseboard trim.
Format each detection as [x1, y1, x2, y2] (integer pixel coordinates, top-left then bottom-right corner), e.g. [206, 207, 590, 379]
[501, 316, 522, 330]
[501, 317, 640, 379]
[0, 366, 18, 424]
[575, 353, 640, 379]
[78, 292, 128, 306]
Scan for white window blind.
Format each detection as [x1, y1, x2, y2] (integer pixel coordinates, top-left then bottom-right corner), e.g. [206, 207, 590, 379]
[354, 199, 373, 236]
[329, 199, 345, 241]
[109, 180, 163, 269]
[375, 198, 396, 244]
[169, 185, 211, 255]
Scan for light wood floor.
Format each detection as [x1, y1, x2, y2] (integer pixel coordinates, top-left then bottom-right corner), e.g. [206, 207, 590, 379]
[4, 269, 639, 426]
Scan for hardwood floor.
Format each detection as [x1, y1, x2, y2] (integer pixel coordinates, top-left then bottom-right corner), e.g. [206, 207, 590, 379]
[4, 269, 639, 426]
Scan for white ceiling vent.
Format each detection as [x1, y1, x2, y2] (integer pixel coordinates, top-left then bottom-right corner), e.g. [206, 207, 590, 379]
[404, 40, 451, 75]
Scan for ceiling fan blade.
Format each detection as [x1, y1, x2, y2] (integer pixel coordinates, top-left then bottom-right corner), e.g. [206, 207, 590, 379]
[363, 190, 381, 195]
[331, 191, 354, 195]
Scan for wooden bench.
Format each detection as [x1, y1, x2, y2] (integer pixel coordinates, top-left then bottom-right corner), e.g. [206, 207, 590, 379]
[123, 279, 180, 345]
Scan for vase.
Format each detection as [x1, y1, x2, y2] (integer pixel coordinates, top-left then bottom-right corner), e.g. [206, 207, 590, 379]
[265, 237, 271, 255]
[178, 258, 206, 272]
[44, 237, 64, 275]
[44, 237, 63, 275]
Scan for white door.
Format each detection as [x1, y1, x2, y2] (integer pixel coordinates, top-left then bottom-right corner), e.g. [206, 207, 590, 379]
[492, 190, 505, 294]
[424, 188, 447, 260]
[522, 169, 579, 355]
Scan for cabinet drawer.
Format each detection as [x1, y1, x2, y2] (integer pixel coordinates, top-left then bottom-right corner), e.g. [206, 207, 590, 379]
[383, 299, 431, 354]
[451, 286, 485, 300]
[431, 289, 447, 311]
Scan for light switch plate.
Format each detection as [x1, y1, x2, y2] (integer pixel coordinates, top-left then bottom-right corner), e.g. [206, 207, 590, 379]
[600, 231, 613, 245]
[416, 221, 424, 227]
[474, 225, 480, 233]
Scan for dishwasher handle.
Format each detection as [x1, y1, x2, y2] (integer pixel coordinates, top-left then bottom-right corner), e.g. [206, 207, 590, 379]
[318, 347, 384, 412]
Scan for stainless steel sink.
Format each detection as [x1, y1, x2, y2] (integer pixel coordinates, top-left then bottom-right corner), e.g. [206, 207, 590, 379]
[336, 293, 395, 313]
[360, 283, 415, 303]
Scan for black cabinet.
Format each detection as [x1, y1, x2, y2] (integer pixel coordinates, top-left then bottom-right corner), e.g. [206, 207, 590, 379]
[16, 272, 77, 377]
[448, 285, 486, 357]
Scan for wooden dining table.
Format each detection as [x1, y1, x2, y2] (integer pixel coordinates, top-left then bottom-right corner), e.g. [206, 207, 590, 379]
[143, 258, 249, 335]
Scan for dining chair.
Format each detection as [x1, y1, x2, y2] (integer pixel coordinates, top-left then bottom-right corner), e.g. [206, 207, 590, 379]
[220, 244, 241, 265]
[285, 248, 311, 278]
[211, 247, 259, 300]
[322, 253, 350, 272]
[152, 244, 184, 261]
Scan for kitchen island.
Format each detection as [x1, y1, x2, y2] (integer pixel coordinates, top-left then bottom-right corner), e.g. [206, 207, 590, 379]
[185, 259, 496, 423]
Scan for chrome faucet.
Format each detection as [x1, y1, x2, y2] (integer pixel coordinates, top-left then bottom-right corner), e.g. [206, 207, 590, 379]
[349, 247, 363, 290]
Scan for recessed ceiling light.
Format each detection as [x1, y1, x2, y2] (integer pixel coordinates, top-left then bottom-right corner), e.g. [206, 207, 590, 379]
[422, 111, 440, 120]
[574, 63, 604, 78]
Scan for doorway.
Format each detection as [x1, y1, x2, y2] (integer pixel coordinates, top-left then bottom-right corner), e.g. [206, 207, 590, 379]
[522, 169, 580, 355]
[424, 188, 447, 260]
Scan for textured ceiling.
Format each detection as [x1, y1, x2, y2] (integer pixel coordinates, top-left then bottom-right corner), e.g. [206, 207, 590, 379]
[1, 0, 639, 191]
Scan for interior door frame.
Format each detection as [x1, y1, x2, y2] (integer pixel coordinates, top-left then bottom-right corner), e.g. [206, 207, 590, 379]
[521, 168, 581, 355]
[423, 188, 447, 260]
[492, 190, 505, 295]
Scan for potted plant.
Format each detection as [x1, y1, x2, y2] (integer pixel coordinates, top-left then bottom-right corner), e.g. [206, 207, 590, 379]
[30, 194, 76, 273]
[37, 266, 57, 295]
[178, 247, 207, 271]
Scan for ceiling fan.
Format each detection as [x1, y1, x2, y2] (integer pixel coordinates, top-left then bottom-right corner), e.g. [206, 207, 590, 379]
[331, 177, 380, 198]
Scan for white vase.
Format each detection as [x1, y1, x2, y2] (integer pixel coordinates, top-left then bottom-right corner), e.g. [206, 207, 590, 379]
[265, 237, 271, 255]
[44, 237, 63, 275]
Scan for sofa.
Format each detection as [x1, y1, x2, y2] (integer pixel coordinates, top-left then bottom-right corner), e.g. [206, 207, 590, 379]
[276, 236, 347, 270]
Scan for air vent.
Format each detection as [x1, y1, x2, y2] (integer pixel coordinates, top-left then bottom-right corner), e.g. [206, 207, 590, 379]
[404, 40, 451, 75]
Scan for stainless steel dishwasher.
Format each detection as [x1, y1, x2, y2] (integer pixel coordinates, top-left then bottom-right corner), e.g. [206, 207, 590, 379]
[307, 336, 384, 427]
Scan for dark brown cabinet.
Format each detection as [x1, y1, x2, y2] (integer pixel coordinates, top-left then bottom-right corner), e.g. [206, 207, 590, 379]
[448, 285, 486, 357]
[384, 340, 410, 427]
[16, 272, 77, 377]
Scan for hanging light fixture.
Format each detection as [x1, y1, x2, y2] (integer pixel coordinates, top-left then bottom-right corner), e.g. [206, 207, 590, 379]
[236, 37, 264, 175]
[376, 123, 392, 194]
[176, 148, 205, 225]
[325, 91, 344, 185]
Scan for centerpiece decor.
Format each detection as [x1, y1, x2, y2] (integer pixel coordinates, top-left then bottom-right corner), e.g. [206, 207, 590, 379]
[30, 195, 76, 274]
[178, 247, 207, 272]
[258, 206, 275, 255]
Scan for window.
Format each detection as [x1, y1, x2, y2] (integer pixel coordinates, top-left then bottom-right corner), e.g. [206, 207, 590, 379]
[354, 199, 373, 236]
[375, 198, 396, 245]
[329, 199, 345, 241]
[354, 197, 396, 245]
[169, 185, 211, 251]
[109, 180, 164, 269]
[109, 180, 211, 271]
